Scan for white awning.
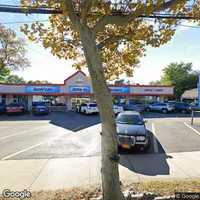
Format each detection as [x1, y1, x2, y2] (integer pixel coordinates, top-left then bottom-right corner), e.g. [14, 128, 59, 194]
[181, 88, 198, 99]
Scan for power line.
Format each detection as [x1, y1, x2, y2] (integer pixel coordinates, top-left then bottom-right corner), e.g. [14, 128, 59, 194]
[0, 4, 200, 20]
[1, 18, 200, 29]
[0, 5, 61, 14]
[1, 19, 49, 25]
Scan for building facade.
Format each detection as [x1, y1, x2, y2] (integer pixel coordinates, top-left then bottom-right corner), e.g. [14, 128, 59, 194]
[0, 71, 174, 111]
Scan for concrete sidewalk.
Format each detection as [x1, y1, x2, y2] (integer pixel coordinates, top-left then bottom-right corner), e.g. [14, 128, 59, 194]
[0, 151, 200, 192]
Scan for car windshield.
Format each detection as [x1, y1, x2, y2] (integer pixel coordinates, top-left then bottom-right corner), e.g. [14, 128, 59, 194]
[32, 102, 46, 106]
[8, 103, 22, 107]
[116, 114, 144, 125]
[89, 103, 97, 107]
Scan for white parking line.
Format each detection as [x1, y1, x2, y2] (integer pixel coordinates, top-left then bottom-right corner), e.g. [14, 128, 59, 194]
[0, 125, 49, 141]
[184, 122, 200, 137]
[152, 123, 159, 154]
[1, 134, 64, 161]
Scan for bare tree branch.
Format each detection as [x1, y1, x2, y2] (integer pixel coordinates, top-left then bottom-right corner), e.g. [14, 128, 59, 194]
[93, 0, 185, 34]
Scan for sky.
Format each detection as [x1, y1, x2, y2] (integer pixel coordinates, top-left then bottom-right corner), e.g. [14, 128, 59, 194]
[0, 0, 200, 84]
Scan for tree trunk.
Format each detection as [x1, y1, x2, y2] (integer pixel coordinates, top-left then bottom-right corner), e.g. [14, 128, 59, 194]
[79, 27, 124, 200]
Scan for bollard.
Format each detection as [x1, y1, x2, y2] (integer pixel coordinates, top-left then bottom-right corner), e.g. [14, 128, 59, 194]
[191, 110, 194, 125]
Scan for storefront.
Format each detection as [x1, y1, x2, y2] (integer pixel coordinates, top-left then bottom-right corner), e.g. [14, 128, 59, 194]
[0, 71, 174, 111]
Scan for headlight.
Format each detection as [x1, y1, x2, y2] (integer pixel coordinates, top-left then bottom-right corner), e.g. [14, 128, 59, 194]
[136, 136, 146, 141]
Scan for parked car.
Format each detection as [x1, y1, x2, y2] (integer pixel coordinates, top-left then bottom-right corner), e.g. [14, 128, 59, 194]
[145, 102, 174, 113]
[0, 103, 6, 114]
[113, 104, 124, 114]
[173, 102, 191, 113]
[116, 111, 150, 151]
[123, 103, 145, 113]
[32, 102, 49, 115]
[6, 103, 25, 114]
[80, 103, 99, 114]
[190, 102, 200, 111]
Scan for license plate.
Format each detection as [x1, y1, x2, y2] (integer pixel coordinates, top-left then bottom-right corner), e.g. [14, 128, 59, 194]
[121, 144, 131, 149]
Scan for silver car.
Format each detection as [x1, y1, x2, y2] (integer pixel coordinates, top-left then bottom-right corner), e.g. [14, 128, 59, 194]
[146, 102, 174, 113]
[116, 111, 150, 151]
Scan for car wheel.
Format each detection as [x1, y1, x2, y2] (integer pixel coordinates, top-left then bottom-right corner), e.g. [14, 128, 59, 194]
[146, 108, 150, 112]
[162, 109, 168, 114]
[181, 109, 186, 114]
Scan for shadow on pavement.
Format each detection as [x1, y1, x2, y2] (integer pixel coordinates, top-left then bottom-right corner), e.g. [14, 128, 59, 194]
[49, 112, 101, 131]
[0, 111, 101, 132]
[119, 130, 171, 176]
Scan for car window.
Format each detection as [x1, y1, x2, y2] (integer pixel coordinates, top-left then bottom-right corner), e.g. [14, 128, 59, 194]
[88, 103, 97, 107]
[116, 114, 143, 125]
[160, 103, 166, 106]
[32, 102, 46, 106]
[8, 103, 22, 107]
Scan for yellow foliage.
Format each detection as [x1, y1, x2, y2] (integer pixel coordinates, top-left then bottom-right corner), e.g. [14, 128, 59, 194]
[20, 0, 200, 80]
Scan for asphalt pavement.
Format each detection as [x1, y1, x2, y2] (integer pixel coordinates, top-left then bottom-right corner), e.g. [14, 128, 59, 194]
[1, 112, 200, 191]
[0, 112, 200, 160]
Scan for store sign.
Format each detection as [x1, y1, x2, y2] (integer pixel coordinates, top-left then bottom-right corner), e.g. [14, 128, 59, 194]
[132, 87, 173, 95]
[69, 86, 91, 93]
[109, 87, 130, 94]
[144, 88, 164, 92]
[25, 86, 60, 93]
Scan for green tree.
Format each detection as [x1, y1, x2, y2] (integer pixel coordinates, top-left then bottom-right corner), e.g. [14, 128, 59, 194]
[160, 62, 198, 99]
[27, 80, 51, 84]
[149, 80, 162, 85]
[20, 1, 200, 199]
[0, 67, 10, 82]
[0, 23, 30, 82]
[5, 75, 26, 84]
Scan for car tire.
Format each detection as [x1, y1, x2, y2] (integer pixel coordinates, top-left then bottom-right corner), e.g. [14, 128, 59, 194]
[162, 109, 168, 114]
[181, 109, 186, 114]
[146, 108, 150, 112]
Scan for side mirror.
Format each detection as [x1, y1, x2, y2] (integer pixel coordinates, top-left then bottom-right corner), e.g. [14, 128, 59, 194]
[143, 120, 147, 124]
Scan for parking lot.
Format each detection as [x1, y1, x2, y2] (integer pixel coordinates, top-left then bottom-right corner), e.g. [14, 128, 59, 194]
[0, 111, 200, 161]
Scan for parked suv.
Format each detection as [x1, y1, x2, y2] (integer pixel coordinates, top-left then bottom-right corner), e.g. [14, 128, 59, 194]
[32, 102, 49, 115]
[174, 102, 191, 113]
[123, 103, 145, 113]
[80, 103, 99, 114]
[113, 104, 124, 114]
[145, 102, 174, 113]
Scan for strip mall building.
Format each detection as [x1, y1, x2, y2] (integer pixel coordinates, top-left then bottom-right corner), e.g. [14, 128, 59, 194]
[0, 71, 174, 111]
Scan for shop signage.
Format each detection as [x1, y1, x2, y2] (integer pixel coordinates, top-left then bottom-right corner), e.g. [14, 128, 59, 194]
[69, 86, 91, 93]
[25, 86, 60, 93]
[109, 87, 130, 94]
[144, 88, 164, 92]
